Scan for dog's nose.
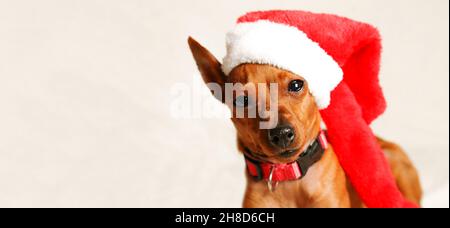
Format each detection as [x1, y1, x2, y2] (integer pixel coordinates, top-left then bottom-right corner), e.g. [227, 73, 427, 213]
[268, 125, 295, 148]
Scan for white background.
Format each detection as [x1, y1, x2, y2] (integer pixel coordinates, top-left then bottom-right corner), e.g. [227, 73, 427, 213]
[0, 0, 448, 207]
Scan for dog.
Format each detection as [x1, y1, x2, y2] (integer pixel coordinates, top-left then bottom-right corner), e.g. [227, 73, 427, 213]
[188, 37, 422, 208]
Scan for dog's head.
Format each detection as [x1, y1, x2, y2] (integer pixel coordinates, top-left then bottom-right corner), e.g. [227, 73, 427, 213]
[188, 37, 321, 164]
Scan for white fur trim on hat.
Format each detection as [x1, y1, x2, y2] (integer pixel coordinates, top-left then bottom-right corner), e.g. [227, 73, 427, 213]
[222, 20, 343, 109]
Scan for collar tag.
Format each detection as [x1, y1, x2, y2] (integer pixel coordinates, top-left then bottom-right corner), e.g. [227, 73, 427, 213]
[267, 166, 278, 192]
[245, 130, 327, 186]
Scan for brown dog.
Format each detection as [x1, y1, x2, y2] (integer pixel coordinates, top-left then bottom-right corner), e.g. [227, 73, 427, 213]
[188, 37, 422, 208]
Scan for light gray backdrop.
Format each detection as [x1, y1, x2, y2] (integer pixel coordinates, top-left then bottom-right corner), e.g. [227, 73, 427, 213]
[0, 0, 448, 207]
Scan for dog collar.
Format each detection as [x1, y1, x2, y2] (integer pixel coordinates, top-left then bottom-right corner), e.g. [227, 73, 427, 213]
[245, 131, 327, 189]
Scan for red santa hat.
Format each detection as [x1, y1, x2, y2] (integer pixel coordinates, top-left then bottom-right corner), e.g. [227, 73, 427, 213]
[222, 10, 417, 208]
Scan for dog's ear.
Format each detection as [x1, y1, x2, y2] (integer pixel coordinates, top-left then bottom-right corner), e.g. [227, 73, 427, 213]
[188, 37, 226, 102]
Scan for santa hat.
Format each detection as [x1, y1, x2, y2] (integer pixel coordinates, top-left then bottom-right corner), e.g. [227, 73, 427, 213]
[222, 10, 417, 208]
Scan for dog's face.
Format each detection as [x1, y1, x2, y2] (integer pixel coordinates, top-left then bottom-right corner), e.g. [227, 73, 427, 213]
[189, 38, 321, 164]
[229, 64, 322, 163]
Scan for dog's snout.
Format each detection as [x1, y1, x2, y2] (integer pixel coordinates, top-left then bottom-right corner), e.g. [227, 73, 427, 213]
[268, 125, 295, 149]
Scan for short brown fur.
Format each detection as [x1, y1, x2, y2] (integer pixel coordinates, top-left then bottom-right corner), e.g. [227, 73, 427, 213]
[188, 37, 422, 207]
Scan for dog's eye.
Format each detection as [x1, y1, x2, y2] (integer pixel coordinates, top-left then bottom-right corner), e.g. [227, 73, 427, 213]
[288, 80, 304, 92]
[233, 95, 249, 107]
